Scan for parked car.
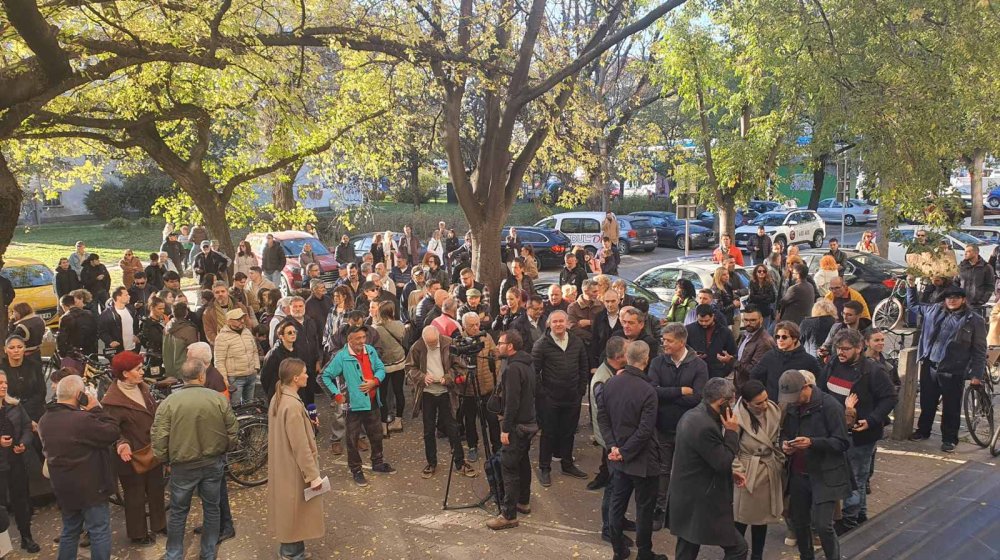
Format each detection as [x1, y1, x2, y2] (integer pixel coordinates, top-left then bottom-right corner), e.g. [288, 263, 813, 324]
[746, 200, 784, 214]
[1, 257, 60, 328]
[533, 276, 669, 320]
[886, 226, 994, 266]
[816, 198, 878, 226]
[959, 224, 1000, 246]
[532, 212, 658, 255]
[628, 211, 716, 250]
[501, 226, 571, 269]
[734, 209, 826, 250]
[634, 260, 752, 303]
[244, 231, 339, 294]
[797, 249, 904, 311]
[694, 209, 750, 230]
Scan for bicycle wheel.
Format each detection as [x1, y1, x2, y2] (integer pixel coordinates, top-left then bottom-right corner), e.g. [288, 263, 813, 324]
[963, 383, 994, 448]
[872, 298, 903, 330]
[990, 423, 1000, 457]
[227, 418, 269, 487]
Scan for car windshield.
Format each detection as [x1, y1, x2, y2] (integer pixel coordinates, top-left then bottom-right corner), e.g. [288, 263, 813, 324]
[628, 219, 652, 229]
[948, 230, 982, 245]
[281, 238, 331, 256]
[851, 254, 902, 274]
[750, 213, 787, 226]
[618, 278, 659, 302]
[1, 264, 54, 289]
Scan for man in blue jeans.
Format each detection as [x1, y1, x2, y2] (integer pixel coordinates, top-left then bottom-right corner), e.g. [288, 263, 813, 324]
[39, 374, 121, 560]
[152, 359, 238, 560]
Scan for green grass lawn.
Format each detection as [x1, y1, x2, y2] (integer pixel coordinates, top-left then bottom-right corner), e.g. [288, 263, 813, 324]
[6, 221, 168, 287]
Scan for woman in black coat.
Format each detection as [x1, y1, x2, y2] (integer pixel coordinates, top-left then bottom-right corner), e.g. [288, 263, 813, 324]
[80, 253, 111, 312]
[0, 371, 39, 552]
[747, 264, 777, 323]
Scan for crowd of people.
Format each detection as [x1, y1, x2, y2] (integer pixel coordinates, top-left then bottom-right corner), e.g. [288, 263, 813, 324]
[0, 216, 989, 560]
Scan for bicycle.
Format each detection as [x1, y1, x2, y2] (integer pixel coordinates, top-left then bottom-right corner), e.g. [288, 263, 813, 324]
[226, 404, 269, 487]
[963, 348, 999, 448]
[871, 275, 908, 330]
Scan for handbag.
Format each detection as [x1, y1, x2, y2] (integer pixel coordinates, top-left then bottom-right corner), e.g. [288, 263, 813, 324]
[486, 374, 504, 415]
[130, 444, 161, 475]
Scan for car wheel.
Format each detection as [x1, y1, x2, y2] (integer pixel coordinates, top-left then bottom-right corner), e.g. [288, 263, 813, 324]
[811, 230, 824, 248]
[989, 197, 1000, 208]
[643, 247, 655, 253]
[844, 215, 856, 226]
[675, 236, 686, 250]
[618, 241, 630, 256]
[279, 275, 292, 297]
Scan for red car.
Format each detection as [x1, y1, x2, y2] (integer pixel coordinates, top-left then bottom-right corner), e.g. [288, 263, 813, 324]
[244, 231, 339, 294]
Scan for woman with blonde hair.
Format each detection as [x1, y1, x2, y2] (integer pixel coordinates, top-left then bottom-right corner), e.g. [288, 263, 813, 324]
[594, 274, 612, 298]
[856, 231, 879, 255]
[370, 233, 386, 269]
[814, 255, 840, 296]
[711, 266, 739, 325]
[799, 299, 838, 355]
[381, 231, 397, 269]
[268, 358, 325, 560]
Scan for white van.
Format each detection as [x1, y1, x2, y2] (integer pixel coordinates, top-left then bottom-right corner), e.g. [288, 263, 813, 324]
[532, 212, 658, 254]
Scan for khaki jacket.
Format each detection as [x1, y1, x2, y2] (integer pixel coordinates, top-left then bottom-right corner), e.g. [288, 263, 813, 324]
[267, 386, 324, 543]
[731, 399, 785, 525]
[214, 325, 261, 378]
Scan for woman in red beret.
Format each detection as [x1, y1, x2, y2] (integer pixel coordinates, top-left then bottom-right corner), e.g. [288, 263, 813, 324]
[101, 351, 165, 545]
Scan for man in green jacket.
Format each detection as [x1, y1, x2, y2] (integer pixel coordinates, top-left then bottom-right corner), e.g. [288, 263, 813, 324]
[321, 325, 396, 487]
[152, 358, 238, 560]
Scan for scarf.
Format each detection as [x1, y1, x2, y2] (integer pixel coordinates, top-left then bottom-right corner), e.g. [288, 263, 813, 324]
[117, 380, 146, 409]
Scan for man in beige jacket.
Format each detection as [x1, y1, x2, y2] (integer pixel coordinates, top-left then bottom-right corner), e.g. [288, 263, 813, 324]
[214, 308, 261, 406]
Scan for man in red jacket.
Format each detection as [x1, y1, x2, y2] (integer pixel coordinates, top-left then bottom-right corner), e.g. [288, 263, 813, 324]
[713, 233, 745, 266]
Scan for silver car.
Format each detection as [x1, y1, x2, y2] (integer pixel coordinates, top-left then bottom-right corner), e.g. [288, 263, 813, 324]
[634, 259, 752, 303]
[817, 198, 878, 226]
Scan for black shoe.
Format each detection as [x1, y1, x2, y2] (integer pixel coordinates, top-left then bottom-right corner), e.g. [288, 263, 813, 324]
[218, 528, 236, 543]
[353, 470, 370, 487]
[586, 475, 609, 491]
[538, 468, 552, 487]
[857, 513, 869, 524]
[834, 520, 856, 536]
[637, 554, 668, 560]
[131, 534, 155, 545]
[21, 538, 40, 553]
[372, 462, 397, 474]
[941, 442, 957, 453]
[622, 518, 637, 532]
[193, 525, 203, 534]
[601, 532, 635, 547]
[652, 514, 664, 532]
[561, 464, 588, 479]
[909, 432, 930, 442]
[866, 485, 872, 495]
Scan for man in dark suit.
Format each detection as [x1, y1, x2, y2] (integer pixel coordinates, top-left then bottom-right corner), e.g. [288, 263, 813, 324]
[668, 377, 747, 560]
[597, 340, 667, 560]
[730, 305, 775, 388]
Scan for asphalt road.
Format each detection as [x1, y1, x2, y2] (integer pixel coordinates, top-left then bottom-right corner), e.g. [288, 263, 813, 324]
[539, 225, 870, 285]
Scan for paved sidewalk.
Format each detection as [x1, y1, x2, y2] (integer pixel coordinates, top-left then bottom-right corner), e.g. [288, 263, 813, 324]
[13, 393, 992, 560]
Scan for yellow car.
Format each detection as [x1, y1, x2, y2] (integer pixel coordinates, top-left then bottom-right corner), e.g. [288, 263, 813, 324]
[2, 257, 60, 328]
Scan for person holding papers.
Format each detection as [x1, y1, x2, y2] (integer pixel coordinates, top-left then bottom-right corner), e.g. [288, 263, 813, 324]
[268, 358, 326, 560]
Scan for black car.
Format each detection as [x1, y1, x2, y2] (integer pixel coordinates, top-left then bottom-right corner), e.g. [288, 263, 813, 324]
[797, 249, 905, 311]
[747, 200, 783, 214]
[349, 232, 428, 263]
[501, 226, 571, 269]
[628, 211, 716, 250]
[694, 209, 753, 230]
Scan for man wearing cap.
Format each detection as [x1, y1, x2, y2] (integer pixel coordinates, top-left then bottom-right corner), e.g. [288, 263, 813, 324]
[906, 281, 987, 453]
[193, 241, 229, 286]
[214, 308, 261, 407]
[779, 369, 851, 560]
[457, 288, 490, 325]
[321, 324, 396, 487]
[160, 231, 186, 274]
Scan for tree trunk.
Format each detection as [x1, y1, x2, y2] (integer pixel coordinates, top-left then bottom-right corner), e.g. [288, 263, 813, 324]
[0, 152, 23, 269]
[808, 153, 829, 211]
[716, 193, 736, 239]
[470, 210, 507, 313]
[182, 180, 236, 259]
[271, 163, 297, 212]
[969, 148, 986, 226]
[408, 150, 421, 210]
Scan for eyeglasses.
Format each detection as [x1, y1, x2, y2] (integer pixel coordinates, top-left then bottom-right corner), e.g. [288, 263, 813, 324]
[775, 334, 795, 340]
[756, 270, 767, 275]
[835, 346, 856, 352]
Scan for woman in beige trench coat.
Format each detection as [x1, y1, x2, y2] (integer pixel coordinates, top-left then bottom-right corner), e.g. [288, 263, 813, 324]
[732, 380, 785, 560]
[268, 358, 325, 559]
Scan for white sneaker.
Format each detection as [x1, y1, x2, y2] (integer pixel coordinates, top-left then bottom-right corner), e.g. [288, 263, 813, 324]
[784, 537, 797, 547]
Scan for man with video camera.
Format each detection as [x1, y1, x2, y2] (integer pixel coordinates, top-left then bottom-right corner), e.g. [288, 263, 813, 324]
[486, 329, 537, 531]
[457, 313, 500, 462]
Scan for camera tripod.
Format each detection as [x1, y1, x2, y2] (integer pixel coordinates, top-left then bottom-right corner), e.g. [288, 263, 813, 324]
[442, 359, 502, 513]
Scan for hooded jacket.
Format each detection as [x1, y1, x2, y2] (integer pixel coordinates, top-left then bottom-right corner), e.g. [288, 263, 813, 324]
[750, 344, 823, 403]
[162, 317, 199, 378]
[646, 348, 708, 435]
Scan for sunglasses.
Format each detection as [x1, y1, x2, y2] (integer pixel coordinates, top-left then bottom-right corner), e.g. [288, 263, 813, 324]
[775, 334, 795, 340]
